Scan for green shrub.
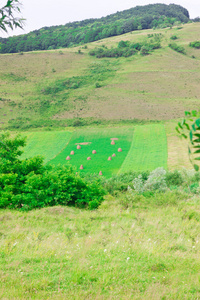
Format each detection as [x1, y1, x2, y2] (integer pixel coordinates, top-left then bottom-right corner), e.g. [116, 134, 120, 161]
[140, 45, 151, 56]
[133, 167, 167, 193]
[169, 43, 185, 54]
[189, 41, 200, 49]
[104, 171, 150, 195]
[89, 40, 161, 59]
[166, 170, 183, 186]
[95, 82, 101, 88]
[0, 132, 106, 210]
[170, 35, 178, 40]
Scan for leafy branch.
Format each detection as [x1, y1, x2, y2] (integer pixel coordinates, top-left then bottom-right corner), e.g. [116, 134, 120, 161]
[176, 110, 200, 171]
[0, 0, 25, 32]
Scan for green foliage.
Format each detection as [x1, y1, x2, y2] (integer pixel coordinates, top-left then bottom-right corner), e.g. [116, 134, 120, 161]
[0, 0, 24, 32]
[40, 77, 84, 95]
[140, 45, 151, 56]
[166, 170, 183, 186]
[103, 171, 150, 195]
[133, 167, 167, 193]
[89, 39, 161, 59]
[0, 132, 106, 210]
[169, 42, 186, 54]
[95, 82, 101, 88]
[170, 35, 178, 40]
[176, 110, 200, 171]
[189, 41, 200, 49]
[0, 4, 189, 53]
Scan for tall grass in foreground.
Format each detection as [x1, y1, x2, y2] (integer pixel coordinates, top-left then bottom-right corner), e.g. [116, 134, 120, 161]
[0, 191, 200, 299]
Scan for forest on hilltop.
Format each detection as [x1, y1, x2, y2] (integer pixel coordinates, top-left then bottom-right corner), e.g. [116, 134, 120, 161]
[0, 3, 190, 53]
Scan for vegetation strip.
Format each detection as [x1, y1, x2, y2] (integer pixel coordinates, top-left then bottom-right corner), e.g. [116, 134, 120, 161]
[21, 131, 73, 163]
[120, 124, 168, 172]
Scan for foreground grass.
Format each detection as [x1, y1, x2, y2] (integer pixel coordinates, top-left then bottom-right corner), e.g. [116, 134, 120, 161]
[1, 192, 200, 299]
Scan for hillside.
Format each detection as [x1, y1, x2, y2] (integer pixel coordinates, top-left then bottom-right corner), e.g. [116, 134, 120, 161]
[0, 22, 200, 130]
[0, 3, 189, 53]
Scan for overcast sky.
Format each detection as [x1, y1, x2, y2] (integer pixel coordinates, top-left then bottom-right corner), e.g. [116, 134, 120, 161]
[0, 0, 199, 38]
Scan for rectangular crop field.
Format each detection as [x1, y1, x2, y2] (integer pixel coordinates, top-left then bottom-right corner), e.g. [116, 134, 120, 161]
[21, 131, 73, 163]
[20, 125, 168, 177]
[120, 124, 168, 172]
[49, 127, 134, 177]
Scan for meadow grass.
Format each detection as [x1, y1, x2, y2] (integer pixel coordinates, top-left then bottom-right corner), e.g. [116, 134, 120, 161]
[0, 192, 200, 299]
[20, 131, 73, 163]
[120, 124, 167, 172]
[49, 127, 133, 177]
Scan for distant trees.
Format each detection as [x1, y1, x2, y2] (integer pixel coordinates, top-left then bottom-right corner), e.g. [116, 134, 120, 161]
[0, 0, 24, 32]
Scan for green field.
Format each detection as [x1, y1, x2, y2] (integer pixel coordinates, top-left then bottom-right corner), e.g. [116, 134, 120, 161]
[18, 125, 169, 177]
[120, 124, 168, 172]
[49, 127, 133, 177]
[21, 131, 73, 163]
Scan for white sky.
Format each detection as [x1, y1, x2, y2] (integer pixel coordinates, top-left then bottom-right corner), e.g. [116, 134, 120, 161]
[0, 0, 199, 38]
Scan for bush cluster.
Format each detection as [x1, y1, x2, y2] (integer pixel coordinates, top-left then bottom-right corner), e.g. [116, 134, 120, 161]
[170, 35, 178, 40]
[0, 133, 106, 210]
[169, 42, 186, 54]
[104, 167, 200, 196]
[89, 39, 161, 58]
[189, 41, 200, 49]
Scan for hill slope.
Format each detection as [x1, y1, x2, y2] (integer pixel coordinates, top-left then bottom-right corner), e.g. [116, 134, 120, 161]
[0, 22, 200, 130]
[0, 3, 189, 53]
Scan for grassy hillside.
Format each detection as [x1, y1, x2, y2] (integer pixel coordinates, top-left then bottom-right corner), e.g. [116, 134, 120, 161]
[1, 192, 200, 299]
[0, 23, 200, 130]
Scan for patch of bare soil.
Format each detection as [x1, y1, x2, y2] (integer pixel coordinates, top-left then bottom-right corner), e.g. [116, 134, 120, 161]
[75, 142, 92, 145]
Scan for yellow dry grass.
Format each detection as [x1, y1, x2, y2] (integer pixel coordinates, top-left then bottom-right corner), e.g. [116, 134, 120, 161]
[166, 121, 192, 170]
